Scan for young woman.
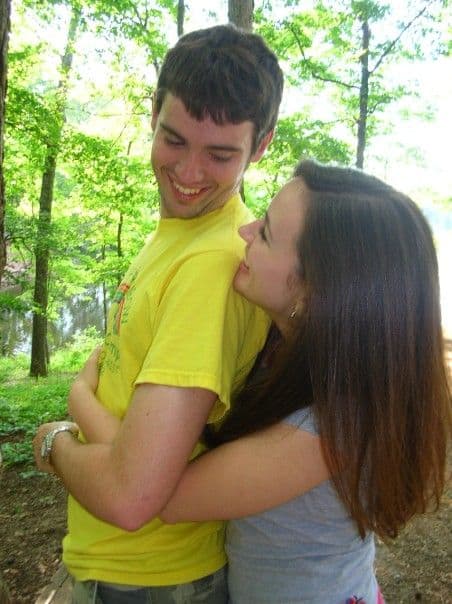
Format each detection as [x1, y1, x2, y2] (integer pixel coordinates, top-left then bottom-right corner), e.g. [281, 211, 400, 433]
[153, 160, 451, 602]
[56, 161, 452, 602]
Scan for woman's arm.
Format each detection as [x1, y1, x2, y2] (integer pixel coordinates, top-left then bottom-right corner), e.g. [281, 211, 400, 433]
[68, 348, 121, 443]
[68, 381, 120, 443]
[160, 420, 330, 522]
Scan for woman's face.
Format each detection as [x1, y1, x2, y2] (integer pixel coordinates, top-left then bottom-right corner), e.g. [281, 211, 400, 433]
[234, 177, 306, 332]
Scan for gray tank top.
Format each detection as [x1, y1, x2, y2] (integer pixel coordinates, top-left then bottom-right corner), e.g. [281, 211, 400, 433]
[226, 407, 378, 603]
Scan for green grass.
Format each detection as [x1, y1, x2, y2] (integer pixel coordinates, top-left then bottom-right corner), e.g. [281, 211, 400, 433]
[0, 328, 102, 466]
[0, 374, 73, 466]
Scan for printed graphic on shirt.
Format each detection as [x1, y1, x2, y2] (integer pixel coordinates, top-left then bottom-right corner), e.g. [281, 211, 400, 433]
[113, 282, 131, 334]
[100, 268, 140, 376]
[112, 269, 140, 331]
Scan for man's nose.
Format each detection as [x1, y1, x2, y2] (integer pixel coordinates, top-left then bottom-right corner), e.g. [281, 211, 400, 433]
[174, 152, 204, 183]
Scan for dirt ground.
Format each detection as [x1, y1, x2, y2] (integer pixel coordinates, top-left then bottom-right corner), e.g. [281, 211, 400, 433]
[0, 341, 451, 603]
[0, 468, 67, 603]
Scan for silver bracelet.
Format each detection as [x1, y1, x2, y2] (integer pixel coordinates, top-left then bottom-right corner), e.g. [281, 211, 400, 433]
[40, 423, 78, 463]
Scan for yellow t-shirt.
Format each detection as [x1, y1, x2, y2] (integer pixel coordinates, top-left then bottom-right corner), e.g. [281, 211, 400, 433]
[63, 194, 270, 586]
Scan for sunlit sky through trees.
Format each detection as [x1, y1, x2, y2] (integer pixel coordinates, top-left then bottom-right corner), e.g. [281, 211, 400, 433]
[9, 0, 452, 333]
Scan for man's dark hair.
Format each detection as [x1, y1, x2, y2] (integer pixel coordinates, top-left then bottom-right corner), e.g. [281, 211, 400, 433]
[155, 24, 284, 153]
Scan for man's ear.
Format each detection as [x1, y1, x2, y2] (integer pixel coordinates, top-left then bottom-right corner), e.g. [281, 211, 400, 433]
[250, 129, 274, 163]
[151, 93, 159, 131]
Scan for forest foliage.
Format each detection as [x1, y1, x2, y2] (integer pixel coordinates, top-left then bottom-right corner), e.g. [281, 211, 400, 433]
[1, 0, 451, 374]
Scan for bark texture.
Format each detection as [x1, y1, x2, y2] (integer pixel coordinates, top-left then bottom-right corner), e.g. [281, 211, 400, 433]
[0, 0, 11, 286]
[30, 7, 81, 376]
[177, 0, 184, 37]
[356, 20, 370, 169]
[228, 0, 254, 31]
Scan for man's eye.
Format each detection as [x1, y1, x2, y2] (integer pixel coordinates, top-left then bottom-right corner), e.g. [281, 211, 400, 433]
[165, 137, 183, 146]
[210, 154, 232, 163]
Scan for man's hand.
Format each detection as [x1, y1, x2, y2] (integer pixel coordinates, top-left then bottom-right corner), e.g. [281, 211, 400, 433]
[33, 421, 79, 474]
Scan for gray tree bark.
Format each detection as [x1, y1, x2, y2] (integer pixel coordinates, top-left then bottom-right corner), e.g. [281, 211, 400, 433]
[228, 0, 254, 31]
[356, 20, 370, 169]
[0, 0, 11, 287]
[30, 6, 81, 377]
[228, 0, 254, 202]
[177, 0, 184, 37]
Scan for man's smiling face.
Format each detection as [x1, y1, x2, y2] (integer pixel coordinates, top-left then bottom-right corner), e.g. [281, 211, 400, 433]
[151, 93, 262, 219]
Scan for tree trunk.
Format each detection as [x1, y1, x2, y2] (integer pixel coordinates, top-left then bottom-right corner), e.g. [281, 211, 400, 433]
[356, 20, 370, 169]
[117, 212, 123, 259]
[30, 157, 55, 376]
[228, 0, 254, 31]
[101, 243, 107, 333]
[0, 0, 11, 287]
[116, 211, 123, 285]
[30, 6, 81, 377]
[228, 0, 254, 202]
[177, 0, 184, 37]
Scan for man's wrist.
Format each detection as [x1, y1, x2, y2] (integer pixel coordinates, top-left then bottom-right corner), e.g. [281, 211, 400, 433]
[40, 423, 78, 464]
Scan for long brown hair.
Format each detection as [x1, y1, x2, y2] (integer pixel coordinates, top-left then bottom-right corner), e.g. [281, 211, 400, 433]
[209, 159, 451, 540]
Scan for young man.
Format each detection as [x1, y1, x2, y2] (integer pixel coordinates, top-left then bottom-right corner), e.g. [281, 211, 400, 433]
[33, 25, 283, 603]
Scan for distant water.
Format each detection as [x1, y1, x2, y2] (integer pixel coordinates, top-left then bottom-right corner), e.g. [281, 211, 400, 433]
[0, 286, 105, 356]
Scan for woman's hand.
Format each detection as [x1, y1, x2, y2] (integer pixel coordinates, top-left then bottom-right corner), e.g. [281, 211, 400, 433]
[75, 345, 103, 393]
[68, 346, 121, 444]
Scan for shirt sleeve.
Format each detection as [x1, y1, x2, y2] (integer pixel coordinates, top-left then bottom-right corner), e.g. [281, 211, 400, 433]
[283, 406, 318, 436]
[135, 249, 256, 419]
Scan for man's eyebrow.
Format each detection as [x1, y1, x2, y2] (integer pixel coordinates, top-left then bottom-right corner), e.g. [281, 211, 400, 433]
[160, 122, 184, 140]
[160, 122, 242, 153]
[206, 143, 242, 153]
[264, 212, 273, 240]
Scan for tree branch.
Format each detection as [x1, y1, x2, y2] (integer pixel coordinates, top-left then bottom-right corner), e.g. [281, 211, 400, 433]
[367, 98, 390, 116]
[288, 23, 358, 90]
[370, 2, 431, 74]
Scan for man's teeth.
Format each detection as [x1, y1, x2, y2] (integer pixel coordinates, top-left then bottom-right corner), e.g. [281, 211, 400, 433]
[173, 181, 202, 195]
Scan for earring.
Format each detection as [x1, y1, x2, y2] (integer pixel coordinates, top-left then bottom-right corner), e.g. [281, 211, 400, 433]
[289, 309, 297, 319]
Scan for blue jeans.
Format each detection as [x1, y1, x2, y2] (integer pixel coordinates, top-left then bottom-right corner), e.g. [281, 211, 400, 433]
[71, 567, 228, 604]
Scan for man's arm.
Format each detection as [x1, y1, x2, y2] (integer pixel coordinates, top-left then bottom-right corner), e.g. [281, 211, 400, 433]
[34, 384, 216, 531]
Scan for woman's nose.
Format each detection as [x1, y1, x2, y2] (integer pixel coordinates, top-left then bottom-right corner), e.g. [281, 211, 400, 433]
[239, 219, 261, 243]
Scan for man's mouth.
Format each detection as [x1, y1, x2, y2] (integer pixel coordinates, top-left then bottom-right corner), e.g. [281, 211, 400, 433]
[169, 175, 208, 198]
[172, 180, 203, 195]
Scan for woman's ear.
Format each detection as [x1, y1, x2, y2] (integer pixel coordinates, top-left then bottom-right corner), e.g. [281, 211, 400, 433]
[287, 286, 305, 320]
[290, 278, 307, 319]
